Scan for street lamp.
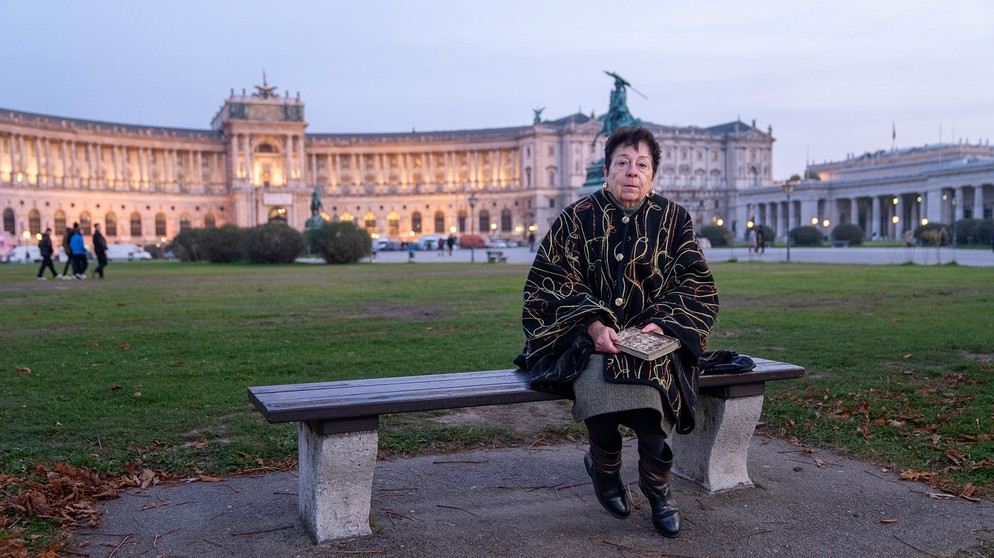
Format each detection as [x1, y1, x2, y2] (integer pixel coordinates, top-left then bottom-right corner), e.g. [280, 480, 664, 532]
[468, 193, 478, 263]
[783, 179, 797, 262]
[951, 197, 959, 252]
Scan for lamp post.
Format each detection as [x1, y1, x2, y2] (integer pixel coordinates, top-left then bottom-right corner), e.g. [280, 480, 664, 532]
[468, 193, 478, 263]
[782, 179, 797, 262]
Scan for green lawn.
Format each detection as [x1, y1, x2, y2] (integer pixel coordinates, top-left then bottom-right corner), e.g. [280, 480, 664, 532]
[1, 260, 992, 498]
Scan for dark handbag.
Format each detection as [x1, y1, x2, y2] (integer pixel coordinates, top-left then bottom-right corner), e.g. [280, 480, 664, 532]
[698, 350, 756, 375]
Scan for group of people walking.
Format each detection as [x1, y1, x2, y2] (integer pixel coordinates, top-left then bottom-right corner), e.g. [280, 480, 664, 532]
[36, 222, 108, 280]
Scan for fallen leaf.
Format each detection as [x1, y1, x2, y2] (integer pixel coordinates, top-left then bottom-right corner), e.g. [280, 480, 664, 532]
[902, 354, 912, 360]
[133, 392, 142, 398]
[15, 367, 30, 374]
[116, 343, 132, 350]
[109, 385, 122, 392]
[927, 492, 957, 500]
[198, 475, 224, 483]
[878, 518, 898, 524]
[814, 458, 827, 468]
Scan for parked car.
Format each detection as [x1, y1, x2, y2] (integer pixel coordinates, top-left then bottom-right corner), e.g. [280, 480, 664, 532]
[105, 243, 153, 261]
[415, 235, 446, 251]
[2, 246, 41, 263]
[459, 234, 493, 249]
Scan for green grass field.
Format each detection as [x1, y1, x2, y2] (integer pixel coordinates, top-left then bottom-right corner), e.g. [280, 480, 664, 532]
[1, 260, 992, 499]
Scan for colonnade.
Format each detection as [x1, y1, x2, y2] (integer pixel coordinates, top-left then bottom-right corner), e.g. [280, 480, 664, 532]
[743, 183, 991, 242]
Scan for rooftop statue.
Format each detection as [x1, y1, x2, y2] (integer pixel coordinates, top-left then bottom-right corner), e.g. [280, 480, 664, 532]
[599, 71, 642, 140]
[254, 70, 278, 99]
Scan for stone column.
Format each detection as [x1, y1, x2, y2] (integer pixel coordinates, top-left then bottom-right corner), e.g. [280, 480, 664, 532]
[870, 196, 881, 239]
[974, 185, 984, 220]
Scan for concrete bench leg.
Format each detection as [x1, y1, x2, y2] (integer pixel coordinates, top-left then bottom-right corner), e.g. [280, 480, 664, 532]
[670, 393, 763, 493]
[297, 423, 378, 542]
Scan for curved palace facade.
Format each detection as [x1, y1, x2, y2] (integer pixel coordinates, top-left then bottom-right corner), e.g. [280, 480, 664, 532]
[1, 81, 773, 249]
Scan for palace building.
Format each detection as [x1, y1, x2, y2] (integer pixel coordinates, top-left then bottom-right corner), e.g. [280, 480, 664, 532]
[1, 78, 774, 251]
[738, 143, 994, 243]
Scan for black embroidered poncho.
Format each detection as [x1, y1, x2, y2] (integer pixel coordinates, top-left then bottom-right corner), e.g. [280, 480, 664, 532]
[513, 189, 719, 434]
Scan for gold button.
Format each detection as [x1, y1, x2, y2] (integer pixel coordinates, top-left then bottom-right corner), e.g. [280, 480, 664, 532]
[615, 253, 624, 261]
[614, 297, 624, 306]
[622, 216, 630, 224]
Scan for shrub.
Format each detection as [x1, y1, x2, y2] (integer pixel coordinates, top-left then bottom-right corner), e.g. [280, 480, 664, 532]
[307, 221, 371, 264]
[830, 223, 865, 246]
[202, 224, 243, 263]
[953, 218, 994, 245]
[240, 223, 305, 264]
[790, 226, 823, 246]
[699, 225, 730, 247]
[913, 222, 951, 246]
[168, 228, 211, 262]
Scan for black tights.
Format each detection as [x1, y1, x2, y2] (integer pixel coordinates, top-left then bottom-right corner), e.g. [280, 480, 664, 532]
[585, 409, 667, 459]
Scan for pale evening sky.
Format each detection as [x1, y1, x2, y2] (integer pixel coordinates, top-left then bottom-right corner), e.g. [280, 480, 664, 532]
[2, 0, 992, 181]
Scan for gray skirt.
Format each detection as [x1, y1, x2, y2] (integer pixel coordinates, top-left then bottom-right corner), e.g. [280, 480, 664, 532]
[571, 354, 673, 436]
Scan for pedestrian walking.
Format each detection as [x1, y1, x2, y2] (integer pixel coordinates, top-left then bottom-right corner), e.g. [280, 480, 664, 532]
[59, 226, 74, 278]
[92, 223, 108, 279]
[69, 223, 87, 279]
[36, 228, 58, 280]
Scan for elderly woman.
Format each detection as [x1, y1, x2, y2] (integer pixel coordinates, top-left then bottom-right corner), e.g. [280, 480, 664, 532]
[514, 126, 718, 537]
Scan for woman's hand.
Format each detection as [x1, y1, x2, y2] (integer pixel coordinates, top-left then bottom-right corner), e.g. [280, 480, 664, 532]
[641, 323, 663, 335]
[586, 321, 620, 354]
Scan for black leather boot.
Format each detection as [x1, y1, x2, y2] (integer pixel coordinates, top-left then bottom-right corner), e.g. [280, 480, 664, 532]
[584, 439, 630, 518]
[638, 444, 681, 537]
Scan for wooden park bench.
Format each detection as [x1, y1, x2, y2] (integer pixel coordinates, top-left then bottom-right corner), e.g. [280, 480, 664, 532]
[248, 357, 804, 543]
[486, 250, 507, 263]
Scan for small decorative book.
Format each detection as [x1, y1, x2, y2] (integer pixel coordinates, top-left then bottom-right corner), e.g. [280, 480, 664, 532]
[615, 328, 681, 360]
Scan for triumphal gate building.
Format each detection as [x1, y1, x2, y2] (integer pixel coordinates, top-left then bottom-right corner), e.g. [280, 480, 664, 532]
[1, 76, 777, 251]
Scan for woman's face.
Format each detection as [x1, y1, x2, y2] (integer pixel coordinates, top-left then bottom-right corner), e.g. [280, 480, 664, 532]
[604, 142, 655, 208]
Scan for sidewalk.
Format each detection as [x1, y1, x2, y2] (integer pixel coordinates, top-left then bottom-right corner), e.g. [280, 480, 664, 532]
[71, 423, 994, 558]
[364, 245, 994, 267]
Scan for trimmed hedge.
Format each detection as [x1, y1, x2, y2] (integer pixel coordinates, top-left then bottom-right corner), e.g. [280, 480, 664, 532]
[830, 223, 865, 246]
[699, 225, 730, 247]
[240, 222, 306, 264]
[790, 225, 824, 246]
[306, 221, 372, 264]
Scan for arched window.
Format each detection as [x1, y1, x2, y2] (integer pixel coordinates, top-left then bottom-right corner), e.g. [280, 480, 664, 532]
[80, 212, 92, 235]
[155, 213, 167, 236]
[204, 213, 216, 228]
[434, 211, 445, 234]
[2, 208, 13, 235]
[105, 212, 117, 237]
[387, 211, 400, 236]
[411, 211, 422, 233]
[54, 210, 66, 234]
[363, 212, 376, 233]
[28, 209, 41, 236]
[180, 214, 192, 231]
[501, 209, 512, 232]
[340, 211, 354, 222]
[478, 209, 490, 235]
[457, 210, 466, 233]
[130, 212, 142, 237]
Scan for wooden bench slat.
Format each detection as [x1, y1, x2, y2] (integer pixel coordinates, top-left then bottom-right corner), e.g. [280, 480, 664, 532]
[249, 359, 804, 425]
